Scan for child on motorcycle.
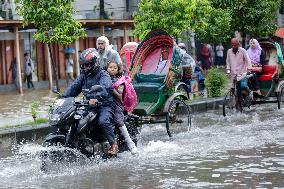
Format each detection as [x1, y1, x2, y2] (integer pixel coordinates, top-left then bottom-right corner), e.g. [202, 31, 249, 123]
[106, 61, 138, 155]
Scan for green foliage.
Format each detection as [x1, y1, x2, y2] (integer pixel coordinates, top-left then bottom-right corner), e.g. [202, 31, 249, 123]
[205, 68, 229, 97]
[213, 0, 281, 37]
[31, 118, 49, 125]
[30, 100, 40, 121]
[133, 0, 211, 40]
[15, 0, 87, 45]
[195, 7, 232, 44]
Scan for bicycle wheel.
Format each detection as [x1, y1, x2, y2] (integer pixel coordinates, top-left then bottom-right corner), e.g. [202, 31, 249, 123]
[223, 90, 238, 116]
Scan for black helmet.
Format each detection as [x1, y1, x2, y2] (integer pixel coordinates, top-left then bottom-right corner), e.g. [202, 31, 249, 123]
[79, 48, 99, 75]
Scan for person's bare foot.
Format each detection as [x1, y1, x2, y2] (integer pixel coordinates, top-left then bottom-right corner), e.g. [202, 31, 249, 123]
[108, 143, 118, 155]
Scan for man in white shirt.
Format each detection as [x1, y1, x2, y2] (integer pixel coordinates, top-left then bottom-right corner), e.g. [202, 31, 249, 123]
[65, 53, 74, 86]
[215, 43, 224, 68]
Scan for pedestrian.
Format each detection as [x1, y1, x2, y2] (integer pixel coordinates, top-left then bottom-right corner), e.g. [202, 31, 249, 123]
[198, 43, 212, 75]
[215, 43, 224, 68]
[65, 53, 75, 86]
[24, 52, 34, 88]
[9, 58, 19, 89]
[96, 36, 124, 73]
[226, 38, 252, 97]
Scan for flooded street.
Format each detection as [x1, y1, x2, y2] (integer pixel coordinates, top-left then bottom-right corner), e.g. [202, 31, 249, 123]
[0, 103, 284, 188]
[0, 89, 57, 127]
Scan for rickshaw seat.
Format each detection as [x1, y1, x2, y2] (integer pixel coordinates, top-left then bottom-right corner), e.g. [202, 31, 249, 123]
[135, 73, 165, 83]
[133, 82, 165, 93]
[134, 73, 165, 92]
[258, 65, 277, 81]
[133, 73, 166, 115]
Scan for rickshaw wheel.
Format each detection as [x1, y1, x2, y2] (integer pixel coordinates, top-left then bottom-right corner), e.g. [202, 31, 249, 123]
[166, 98, 191, 137]
[176, 85, 189, 99]
[278, 85, 284, 109]
[223, 89, 242, 116]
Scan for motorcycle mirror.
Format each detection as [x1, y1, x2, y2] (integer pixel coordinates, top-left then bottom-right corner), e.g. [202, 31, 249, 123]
[82, 89, 90, 93]
[90, 85, 103, 93]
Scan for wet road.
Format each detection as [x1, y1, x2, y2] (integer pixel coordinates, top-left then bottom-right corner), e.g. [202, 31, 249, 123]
[0, 89, 57, 127]
[0, 103, 284, 188]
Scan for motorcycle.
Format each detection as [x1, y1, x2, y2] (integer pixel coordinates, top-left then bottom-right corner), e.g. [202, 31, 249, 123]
[40, 86, 140, 171]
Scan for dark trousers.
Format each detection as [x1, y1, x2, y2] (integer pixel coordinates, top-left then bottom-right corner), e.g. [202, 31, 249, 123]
[248, 72, 260, 91]
[97, 106, 115, 145]
[113, 102, 124, 128]
[26, 74, 34, 88]
[215, 56, 224, 66]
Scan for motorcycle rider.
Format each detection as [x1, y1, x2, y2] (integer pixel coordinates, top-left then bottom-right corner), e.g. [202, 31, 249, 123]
[62, 48, 118, 155]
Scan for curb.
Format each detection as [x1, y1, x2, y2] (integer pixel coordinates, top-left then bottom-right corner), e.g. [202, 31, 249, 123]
[0, 96, 225, 145]
[188, 97, 224, 113]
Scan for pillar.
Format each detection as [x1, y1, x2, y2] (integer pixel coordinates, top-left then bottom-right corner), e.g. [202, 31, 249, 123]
[99, 25, 105, 36]
[45, 43, 53, 90]
[123, 26, 128, 44]
[74, 39, 80, 77]
[15, 26, 23, 94]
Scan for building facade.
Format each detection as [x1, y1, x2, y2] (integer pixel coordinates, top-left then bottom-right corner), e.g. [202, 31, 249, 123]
[0, 0, 139, 93]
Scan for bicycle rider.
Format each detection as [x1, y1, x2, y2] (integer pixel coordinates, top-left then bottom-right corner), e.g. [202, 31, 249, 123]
[226, 38, 252, 97]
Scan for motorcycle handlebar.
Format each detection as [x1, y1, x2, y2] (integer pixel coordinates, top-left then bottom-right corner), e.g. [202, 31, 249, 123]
[74, 100, 89, 106]
[74, 100, 103, 107]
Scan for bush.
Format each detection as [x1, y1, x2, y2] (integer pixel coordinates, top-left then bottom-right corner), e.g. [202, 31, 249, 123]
[30, 100, 40, 121]
[205, 68, 229, 97]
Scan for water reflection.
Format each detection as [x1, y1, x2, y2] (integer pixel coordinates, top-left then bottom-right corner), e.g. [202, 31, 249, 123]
[0, 104, 283, 188]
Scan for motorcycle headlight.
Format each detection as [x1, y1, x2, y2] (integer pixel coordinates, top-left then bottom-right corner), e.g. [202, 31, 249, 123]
[49, 113, 61, 123]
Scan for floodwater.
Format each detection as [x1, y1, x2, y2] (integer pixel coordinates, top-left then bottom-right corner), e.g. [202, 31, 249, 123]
[0, 89, 57, 127]
[0, 101, 284, 188]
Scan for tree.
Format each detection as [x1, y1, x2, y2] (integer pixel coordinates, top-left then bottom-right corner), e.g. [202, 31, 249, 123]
[133, 0, 211, 40]
[213, 0, 281, 39]
[232, 0, 281, 38]
[194, 7, 232, 44]
[15, 0, 87, 90]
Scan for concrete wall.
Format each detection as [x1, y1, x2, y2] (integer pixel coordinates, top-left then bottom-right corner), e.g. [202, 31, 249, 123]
[277, 11, 284, 27]
[73, 0, 138, 19]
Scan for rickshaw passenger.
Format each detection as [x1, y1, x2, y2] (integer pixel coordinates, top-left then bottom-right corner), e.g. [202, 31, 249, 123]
[247, 38, 265, 96]
[226, 38, 252, 96]
[154, 46, 170, 74]
[178, 43, 199, 97]
[106, 61, 138, 155]
[181, 65, 199, 97]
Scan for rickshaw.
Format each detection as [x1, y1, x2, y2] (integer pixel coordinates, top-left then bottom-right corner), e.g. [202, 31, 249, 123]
[120, 42, 139, 74]
[130, 29, 192, 137]
[223, 40, 284, 116]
